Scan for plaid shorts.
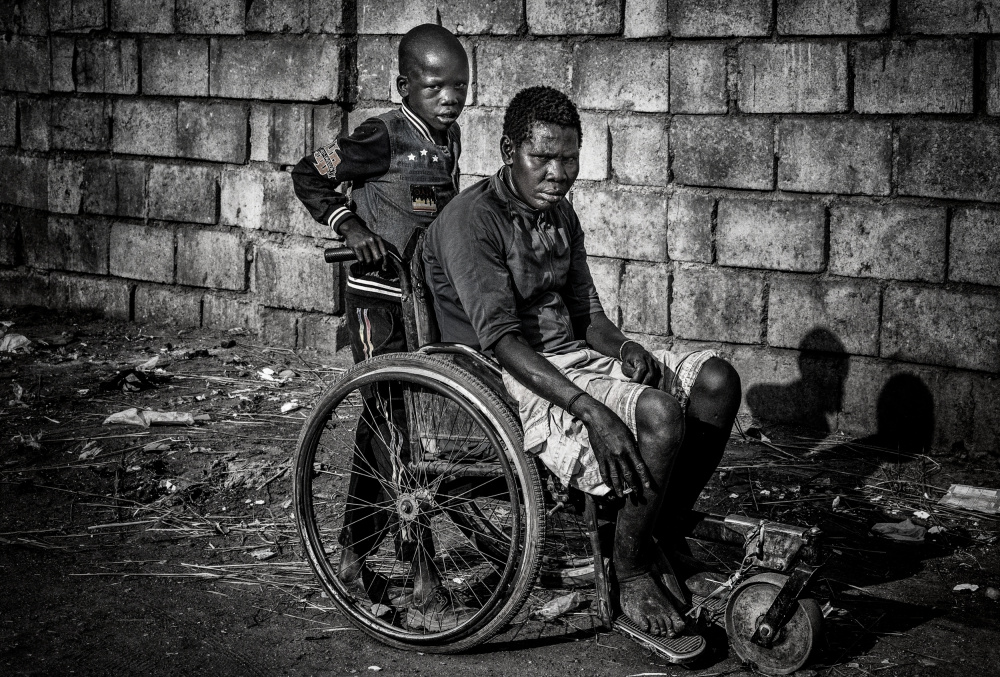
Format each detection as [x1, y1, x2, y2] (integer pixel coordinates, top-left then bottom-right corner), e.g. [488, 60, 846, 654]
[502, 347, 717, 496]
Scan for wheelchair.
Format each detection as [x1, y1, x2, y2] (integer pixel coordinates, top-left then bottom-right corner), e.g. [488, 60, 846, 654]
[292, 244, 825, 675]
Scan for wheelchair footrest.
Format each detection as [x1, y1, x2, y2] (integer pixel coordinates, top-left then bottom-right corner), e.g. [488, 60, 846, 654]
[613, 615, 706, 664]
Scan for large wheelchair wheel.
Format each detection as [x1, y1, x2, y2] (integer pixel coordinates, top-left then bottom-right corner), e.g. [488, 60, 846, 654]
[293, 353, 545, 652]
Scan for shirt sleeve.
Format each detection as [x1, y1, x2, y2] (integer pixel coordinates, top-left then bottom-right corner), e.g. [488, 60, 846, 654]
[434, 209, 522, 351]
[291, 117, 391, 234]
[560, 206, 605, 318]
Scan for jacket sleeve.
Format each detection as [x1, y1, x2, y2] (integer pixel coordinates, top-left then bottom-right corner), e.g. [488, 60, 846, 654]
[291, 117, 392, 235]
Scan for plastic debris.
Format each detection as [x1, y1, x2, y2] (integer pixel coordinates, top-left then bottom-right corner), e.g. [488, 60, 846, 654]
[78, 441, 101, 461]
[103, 408, 210, 427]
[0, 333, 32, 353]
[953, 583, 979, 592]
[913, 510, 931, 520]
[368, 666, 382, 672]
[136, 355, 162, 371]
[870, 518, 926, 543]
[249, 548, 275, 561]
[142, 439, 176, 452]
[532, 591, 584, 621]
[280, 401, 301, 413]
[938, 484, 1000, 515]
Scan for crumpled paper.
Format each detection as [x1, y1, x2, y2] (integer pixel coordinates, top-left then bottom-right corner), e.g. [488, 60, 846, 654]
[103, 408, 209, 427]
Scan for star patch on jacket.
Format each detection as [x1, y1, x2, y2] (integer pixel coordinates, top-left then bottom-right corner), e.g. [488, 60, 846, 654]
[313, 141, 342, 179]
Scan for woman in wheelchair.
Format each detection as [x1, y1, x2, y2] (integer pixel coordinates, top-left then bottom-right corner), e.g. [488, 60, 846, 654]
[422, 86, 742, 639]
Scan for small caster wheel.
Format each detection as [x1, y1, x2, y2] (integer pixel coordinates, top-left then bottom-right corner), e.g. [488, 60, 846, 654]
[725, 572, 822, 676]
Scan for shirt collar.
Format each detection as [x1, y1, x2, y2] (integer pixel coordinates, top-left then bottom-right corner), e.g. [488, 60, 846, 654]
[401, 103, 437, 145]
[492, 167, 556, 227]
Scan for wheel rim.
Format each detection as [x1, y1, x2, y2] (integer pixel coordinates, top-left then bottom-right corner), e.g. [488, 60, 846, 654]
[295, 364, 530, 644]
[725, 573, 822, 675]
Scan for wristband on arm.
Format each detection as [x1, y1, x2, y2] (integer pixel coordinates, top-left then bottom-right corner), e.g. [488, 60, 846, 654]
[618, 339, 640, 361]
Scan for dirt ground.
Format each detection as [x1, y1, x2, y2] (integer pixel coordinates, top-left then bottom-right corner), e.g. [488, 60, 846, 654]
[2, 307, 999, 677]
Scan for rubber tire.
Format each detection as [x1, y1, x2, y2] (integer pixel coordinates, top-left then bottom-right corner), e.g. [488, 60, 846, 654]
[293, 352, 545, 653]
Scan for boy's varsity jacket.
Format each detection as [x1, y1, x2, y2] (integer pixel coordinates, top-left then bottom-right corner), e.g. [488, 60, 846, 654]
[292, 105, 461, 301]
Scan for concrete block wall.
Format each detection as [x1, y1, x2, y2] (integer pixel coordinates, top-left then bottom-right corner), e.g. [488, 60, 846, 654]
[2, 0, 1000, 459]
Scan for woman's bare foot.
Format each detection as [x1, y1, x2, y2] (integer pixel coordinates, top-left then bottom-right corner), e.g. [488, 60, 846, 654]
[619, 573, 687, 637]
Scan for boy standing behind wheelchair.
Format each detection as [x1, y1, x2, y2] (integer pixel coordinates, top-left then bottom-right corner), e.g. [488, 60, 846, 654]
[292, 24, 471, 629]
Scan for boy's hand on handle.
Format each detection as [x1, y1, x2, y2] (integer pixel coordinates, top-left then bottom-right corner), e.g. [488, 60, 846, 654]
[574, 395, 651, 499]
[340, 220, 387, 264]
[620, 341, 660, 386]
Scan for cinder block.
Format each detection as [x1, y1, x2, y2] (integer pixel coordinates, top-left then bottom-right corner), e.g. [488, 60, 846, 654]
[950, 207, 1000, 287]
[731, 345, 798, 421]
[897, 121, 1000, 202]
[0, 96, 14, 146]
[898, 0, 1000, 34]
[259, 307, 299, 347]
[477, 40, 572, 108]
[358, 0, 436, 34]
[311, 105, 345, 149]
[250, 103, 311, 165]
[440, 0, 521, 34]
[0, 270, 49, 308]
[142, 37, 209, 97]
[778, 0, 890, 34]
[51, 0, 106, 31]
[971, 374, 1000, 459]
[25, 216, 109, 274]
[299, 313, 347, 351]
[717, 199, 825, 273]
[50, 272, 131, 319]
[178, 101, 248, 163]
[670, 42, 728, 114]
[202, 293, 260, 333]
[48, 158, 84, 215]
[134, 284, 203, 327]
[990, 41, 1000, 116]
[357, 36, 399, 102]
[0, 154, 47, 210]
[177, 0, 244, 34]
[573, 185, 668, 262]
[75, 38, 138, 94]
[81, 158, 148, 219]
[667, 192, 713, 263]
[457, 107, 503, 176]
[670, 0, 771, 36]
[254, 240, 339, 313]
[671, 116, 773, 190]
[830, 204, 946, 282]
[220, 166, 329, 238]
[621, 261, 670, 335]
[738, 42, 848, 113]
[579, 112, 609, 181]
[587, 256, 623, 324]
[882, 285, 1000, 373]
[527, 0, 620, 35]
[1, 0, 49, 35]
[0, 206, 34, 266]
[610, 115, 669, 186]
[672, 264, 765, 344]
[768, 275, 880, 355]
[0, 37, 50, 94]
[778, 119, 891, 195]
[18, 96, 50, 151]
[574, 42, 669, 113]
[624, 0, 669, 37]
[51, 97, 111, 151]
[854, 40, 973, 114]
[246, 0, 308, 32]
[210, 36, 340, 101]
[112, 99, 179, 157]
[110, 0, 174, 33]
[51, 37, 75, 92]
[147, 164, 219, 225]
[176, 227, 246, 290]
[346, 105, 396, 133]
[109, 222, 174, 283]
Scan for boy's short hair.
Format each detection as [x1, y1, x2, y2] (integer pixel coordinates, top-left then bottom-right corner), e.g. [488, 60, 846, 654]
[502, 86, 583, 148]
[398, 24, 466, 76]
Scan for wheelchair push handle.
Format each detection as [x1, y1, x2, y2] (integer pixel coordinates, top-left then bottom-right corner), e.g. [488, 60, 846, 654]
[324, 248, 358, 263]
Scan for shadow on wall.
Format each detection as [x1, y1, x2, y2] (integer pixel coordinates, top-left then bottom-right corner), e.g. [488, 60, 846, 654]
[745, 327, 936, 454]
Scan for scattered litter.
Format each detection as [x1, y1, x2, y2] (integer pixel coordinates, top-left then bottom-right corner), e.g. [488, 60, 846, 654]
[136, 355, 161, 371]
[278, 369, 296, 380]
[254, 500, 265, 505]
[832, 495, 841, 509]
[953, 583, 979, 592]
[249, 548, 275, 561]
[159, 478, 196, 493]
[367, 666, 382, 672]
[103, 408, 210, 427]
[370, 604, 392, 617]
[913, 510, 931, 520]
[938, 484, 1000, 515]
[281, 497, 292, 509]
[532, 591, 584, 621]
[78, 441, 102, 461]
[258, 367, 278, 381]
[870, 518, 926, 543]
[221, 459, 287, 490]
[280, 401, 301, 413]
[142, 439, 176, 452]
[99, 369, 162, 392]
[0, 333, 32, 353]
[8, 382, 26, 407]
[986, 587, 999, 600]
[928, 525, 946, 535]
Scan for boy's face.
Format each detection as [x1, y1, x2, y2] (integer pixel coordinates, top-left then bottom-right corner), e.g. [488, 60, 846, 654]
[502, 122, 580, 212]
[397, 50, 469, 133]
